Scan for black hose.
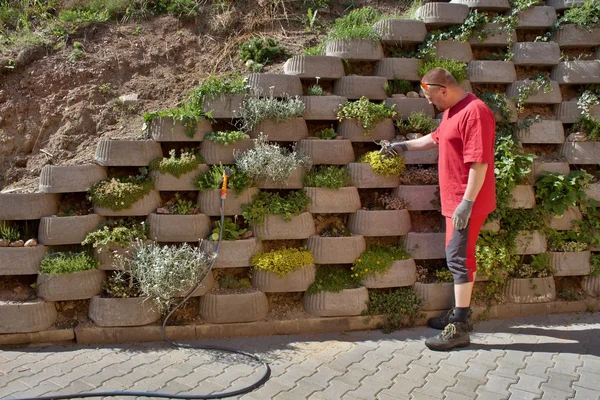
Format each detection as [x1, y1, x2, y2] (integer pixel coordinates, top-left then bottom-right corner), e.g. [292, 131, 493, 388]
[10, 196, 272, 400]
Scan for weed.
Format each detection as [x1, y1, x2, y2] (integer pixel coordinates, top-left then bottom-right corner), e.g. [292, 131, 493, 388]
[188, 74, 248, 110]
[570, 116, 600, 141]
[132, 26, 142, 35]
[0, 225, 20, 242]
[82, 218, 148, 248]
[239, 95, 305, 132]
[239, 37, 287, 71]
[88, 170, 154, 211]
[308, 84, 325, 96]
[98, 82, 112, 94]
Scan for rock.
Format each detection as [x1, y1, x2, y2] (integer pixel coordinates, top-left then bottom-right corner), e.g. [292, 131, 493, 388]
[407, 133, 424, 140]
[240, 230, 253, 239]
[407, 91, 420, 98]
[15, 46, 45, 68]
[119, 93, 139, 106]
[0, 239, 8, 247]
[392, 94, 407, 98]
[567, 132, 588, 142]
[9, 240, 24, 247]
[156, 207, 170, 214]
[24, 239, 37, 247]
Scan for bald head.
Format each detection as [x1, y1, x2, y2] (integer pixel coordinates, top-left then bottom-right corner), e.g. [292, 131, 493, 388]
[422, 68, 459, 88]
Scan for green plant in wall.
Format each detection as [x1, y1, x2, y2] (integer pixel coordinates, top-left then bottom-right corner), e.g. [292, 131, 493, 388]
[357, 150, 406, 178]
[188, 74, 248, 110]
[546, 229, 589, 252]
[40, 252, 98, 274]
[218, 274, 252, 290]
[308, 83, 325, 96]
[194, 164, 250, 194]
[210, 217, 247, 241]
[417, 57, 468, 83]
[144, 101, 212, 139]
[363, 288, 423, 333]
[306, 266, 361, 294]
[512, 253, 553, 279]
[234, 135, 312, 185]
[204, 131, 248, 146]
[577, 86, 600, 118]
[251, 247, 314, 277]
[0, 224, 20, 242]
[239, 37, 287, 72]
[303, 166, 350, 189]
[396, 112, 438, 135]
[535, 170, 592, 217]
[164, 193, 200, 215]
[325, 6, 383, 41]
[149, 148, 203, 178]
[560, 0, 600, 31]
[384, 79, 413, 97]
[103, 271, 142, 298]
[239, 95, 305, 132]
[82, 218, 148, 248]
[88, 169, 154, 211]
[570, 116, 600, 141]
[241, 190, 311, 226]
[336, 97, 396, 133]
[590, 253, 600, 277]
[315, 127, 336, 140]
[513, 74, 552, 113]
[351, 245, 410, 280]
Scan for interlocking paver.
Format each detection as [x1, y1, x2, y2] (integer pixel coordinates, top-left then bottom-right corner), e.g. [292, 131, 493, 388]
[572, 370, 600, 390]
[572, 384, 600, 400]
[507, 387, 542, 400]
[540, 388, 576, 399]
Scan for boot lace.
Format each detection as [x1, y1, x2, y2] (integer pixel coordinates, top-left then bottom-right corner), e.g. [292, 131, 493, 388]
[441, 323, 457, 339]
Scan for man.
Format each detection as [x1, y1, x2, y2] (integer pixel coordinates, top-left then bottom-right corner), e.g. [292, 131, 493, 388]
[383, 68, 496, 351]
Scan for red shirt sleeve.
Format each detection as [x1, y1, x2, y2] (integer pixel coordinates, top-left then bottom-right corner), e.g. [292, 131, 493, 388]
[431, 128, 440, 144]
[462, 111, 495, 164]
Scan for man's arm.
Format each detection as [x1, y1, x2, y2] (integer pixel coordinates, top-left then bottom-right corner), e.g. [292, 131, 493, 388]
[404, 133, 438, 151]
[463, 162, 488, 201]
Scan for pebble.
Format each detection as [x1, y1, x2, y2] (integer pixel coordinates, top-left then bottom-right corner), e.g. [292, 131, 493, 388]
[24, 239, 37, 247]
[0, 239, 8, 247]
[406, 91, 420, 98]
[567, 132, 588, 142]
[9, 240, 24, 247]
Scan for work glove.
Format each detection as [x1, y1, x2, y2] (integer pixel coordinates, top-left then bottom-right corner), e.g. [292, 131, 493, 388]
[378, 141, 408, 158]
[452, 198, 474, 231]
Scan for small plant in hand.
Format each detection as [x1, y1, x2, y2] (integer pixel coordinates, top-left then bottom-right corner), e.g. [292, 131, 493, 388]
[210, 217, 248, 241]
[363, 288, 423, 333]
[417, 58, 468, 83]
[239, 37, 287, 72]
[88, 169, 154, 211]
[102, 271, 142, 298]
[149, 149, 203, 178]
[241, 190, 311, 226]
[251, 247, 314, 277]
[397, 112, 438, 135]
[239, 95, 305, 132]
[351, 245, 410, 279]
[315, 127, 337, 140]
[234, 135, 312, 185]
[357, 151, 406, 177]
[204, 131, 248, 146]
[194, 164, 251, 194]
[303, 166, 350, 189]
[306, 266, 361, 294]
[82, 218, 148, 248]
[39, 252, 98, 274]
[336, 97, 396, 133]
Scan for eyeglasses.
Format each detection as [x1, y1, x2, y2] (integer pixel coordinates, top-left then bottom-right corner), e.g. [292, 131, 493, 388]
[420, 82, 446, 91]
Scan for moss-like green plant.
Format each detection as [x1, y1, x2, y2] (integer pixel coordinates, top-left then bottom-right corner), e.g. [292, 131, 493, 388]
[351, 245, 410, 280]
[241, 190, 311, 226]
[194, 164, 251, 194]
[363, 288, 423, 333]
[417, 58, 468, 83]
[303, 166, 350, 189]
[397, 112, 438, 135]
[40, 252, 98, 274]
[251, 247, 314, 277]
[315, 127, 337, 140]
[88, 172, 154, 211]
[357, 150, 406, 177]
[204, 131, 248, 146]
[82, 218, 148, 248]
[149, 149, 203, 178]
[306, 266, 361, 294]
[336, 97, 397, 133]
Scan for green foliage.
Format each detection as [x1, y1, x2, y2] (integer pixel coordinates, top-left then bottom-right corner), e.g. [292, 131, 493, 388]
[103, 271, 142, 298]
[570, 116, 600, 141]
[219, 275, 252, 289]
[514, 74, 552, 113]
[306, 266, 361, 294]
[239, 37, 287, 71]
[363, 288, 423, 333]
[204, 131, 248, 146]
[434, 269, 454, 283]
[211, 217, 247, 241]
[127, 242, 215, 313]
[82, 218, 148, 248]
[144, 100, 212, 139]
[476, 231, 519, 292]
[512, 253, 553, 278]
[315, 127, 337, 140]
[325, 7, 382, 41]
[40, 252, 98, 274]
[251, 247, 314, 277]
[336, 97, 396, 133]
[417, 58, 468, 83]
[0, 225, 20, 242]
[234, 135, 312, 185]
[577, 86, 600, 118]
[357, 151, 406, 178]
[384, 79, 413, 97]
[481, 92, 512, 122]
[535, 171, 592, 217]
[396, 112, 438, 135]
[88, 170, 154, 211]
[546, 229, 589, 252]
[166, 193, 199, 215]
[240, 95, 305, 132]
[351, 245, 410, 280]
[590, 254, 600, 277]
[308, 84, 325, 96]
[149, 148, 202, 178]
[303, 166, 350, 189]
[188, 74, 248, 110]
[194, 164, 250, 194]
[67, 45, 86, 62]
[561, 0, 600, 31]
[304, 43, 325, 56]
[241, 190, 311, 226]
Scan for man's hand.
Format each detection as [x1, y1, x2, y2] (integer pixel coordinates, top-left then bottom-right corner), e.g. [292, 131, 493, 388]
[378, 141, 408, 158]
[452, 198, 474, 230]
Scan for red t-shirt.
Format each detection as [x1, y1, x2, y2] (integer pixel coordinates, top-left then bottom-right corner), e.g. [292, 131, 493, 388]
[431, 93, 496, 218]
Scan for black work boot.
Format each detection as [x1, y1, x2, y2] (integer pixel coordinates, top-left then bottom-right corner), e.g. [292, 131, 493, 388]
[427, 308, 473, 331]
[425, 322, 470, 351]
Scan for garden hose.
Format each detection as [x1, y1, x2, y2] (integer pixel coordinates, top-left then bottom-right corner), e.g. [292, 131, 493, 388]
[11, 168, 272, 400]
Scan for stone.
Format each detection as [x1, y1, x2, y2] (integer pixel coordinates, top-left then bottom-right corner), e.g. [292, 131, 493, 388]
[95, 140, 162, 166]
[406, 91, 420, 98]
[467, 60, 516, 83]
[506, 80, 562, 104]
[38, 214, 105, 246]
[468, 23, 516, 46]
[517, 6, 557, 29]
[9, 240, 24, 247]
[566, 132, 588, 142]
[546, 0, 587, 11]
[39, 164, 108, 193]
[246, 73, 303, 97]
[373, 19, 427, 44]
[551, 24, 600, 48]
[416, 3, 470, 27]
[512, 42, 560, 66]
[374, 58, 420, 81]
[434, 40, 473, 62]
[0, 239, 7, 247]
[517, 120, 565, 144]
[554, 100, 600, 123]
[325, 39, 384, 61]
[119, 93, 138, 105]
[561, 142, 600, 164]
[551, 61, 600, 84]
[450, 0, 510, 11]
[333, 76, 388, 100]
[283, 55, 344, 79]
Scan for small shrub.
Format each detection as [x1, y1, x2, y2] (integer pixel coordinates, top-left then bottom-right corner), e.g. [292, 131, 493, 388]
[351, 245, 410, 280]
[357, 151, 406, 177]
[67, 47, 86, 62]
[102, 271, 142, 298]
[240, 95, 305, 132]
[397, 112, 438, 135]
[336, 97, 396, 133]
[363, 288, 423, 333]
[560, 0, 600, 31]
[211, 217, 247, 241]
[144, 101, 211, 139]
[303, 166, 350, 189]
[417, 58, 468, 83]
[188, 74, 248, 110]
[88, 171, 154, 211]
[164, 193, 200, 215]
[384, 79, 412, 97]
[535, 170, 592, 217]
[570, 116, 600, 141]
[0, 225, 20, 242]
[82, 219, 148, 248]
[251, 247, 314, 277]
[308, 84, 325, 96]
[325, 7, 383, 41]
[40, 252, 98, 274]
[241, 190, 311, 226]
[194, 164, 251, 194]
[239, 37, 287, 71]
[149, 149, 202, 178]
[315, 127, 336, 140]
[234, 135, 312, 186]
[204, 131, 248, 146]
[306, 266, 361, 294]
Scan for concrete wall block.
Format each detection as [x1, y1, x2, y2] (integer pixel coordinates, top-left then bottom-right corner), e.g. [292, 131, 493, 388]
[468, 23, 516, 47]
[199, 291, 269, 324]
[506, 80, 562, 104]
[386, 97, 435, 120]
[40, 164, 107, 193]
[325, 39, 384, 61]
[252, 264, 316, 292]
[89, 296, 160, 327]
[585, 183, 600, 202]
[515, 230, 547, 255]
[203, 94, 245, 119]
[201, 238, 262, 269]
[450, 0, 510, 11]
[0, 245, 47, 275]
[304, 186, 361, 214]
[305, 234, 366, 264]
[37, 269, 106, 301]
[509, 185, 536, 209]
[348, 209, 412, 236]
[251, 117, 309, 142]
[416, 3, 469, 27]
[283, 55, 345, 79]
[517, 6, 557, 29]
[550, 251, 591, 276]
[434, 40, 473, 62]
[0, 193, 58, 220]
[297, 139, 355, 165]
[554, 100, 600, 123]
[546, 206, 583, 230]
[414, 282, 454, 311]
[302, 95, 347, 120]
[200, 138, 254, 165]
[93, 190, 161, 217]
[530, 162, 570, 183]
[147, 117, 211, 142]
[0, 300, 57, 334]
[512, 42, 561, 66]
[582, 276, 600, 296]
[517, 120, 565, 144]
[253, 212, 316, 240]
[373, 19, 427, 44]
[551, 24, 600, 48]
[374, 58, 421, 80]
[504, 276, 556, 303]
[338, 119, 395, 142]
[246, 74, 303, 97]
[197, 188, 258, 216]
[151, 164, 208, 191]
[551, 61, 600, 84]
[95, 140, 163, 166]
[561, 142, 600, 164]
[468, 60, 516, 83]
[303, 286, 369, 317]
[38, 214, 104, 246]
[402, 148, 439, 165]
[333, 76, 388, 100]
[348, 162, 401, 188]
[547, 0, 587, 11]
[362, 259, 418, 288]
[147, 213, 211, 243]
[404, 232, 446, 259]
[393, 185, 440, 211]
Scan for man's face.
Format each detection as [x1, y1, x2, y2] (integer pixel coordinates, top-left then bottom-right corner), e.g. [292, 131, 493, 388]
[421, 82, 447, 111]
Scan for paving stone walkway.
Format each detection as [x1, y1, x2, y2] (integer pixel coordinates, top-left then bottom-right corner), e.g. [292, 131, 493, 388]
[1, 312, 599, 400]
